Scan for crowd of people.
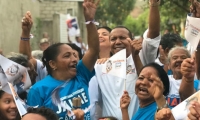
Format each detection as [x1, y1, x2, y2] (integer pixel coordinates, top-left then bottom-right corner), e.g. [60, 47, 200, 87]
[0, 0, 200, 120]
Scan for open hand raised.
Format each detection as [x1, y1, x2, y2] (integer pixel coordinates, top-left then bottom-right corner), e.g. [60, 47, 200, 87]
[83, 0, 101, 21]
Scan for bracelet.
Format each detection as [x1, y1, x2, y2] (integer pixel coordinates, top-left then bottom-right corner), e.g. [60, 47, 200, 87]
[21, 37, 30, 41]
[149, 0, 160, 7]
[85, 20, 99, 26]
[157, 100, 168, 112]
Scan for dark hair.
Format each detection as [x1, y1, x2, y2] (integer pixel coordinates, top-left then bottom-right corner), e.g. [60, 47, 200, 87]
[42, 43, 65, 75]
[6, 53, 29, 67]
[139, 63, 170, 96]
[0, 90, 5, 98]
[160, 33, 182, 50]
[98, 116, 118, 120]
[66, 43, 83, 60]
[97, 26, 112, 33]
[25, 107, 58, 120]
[112, 26, 133, 40]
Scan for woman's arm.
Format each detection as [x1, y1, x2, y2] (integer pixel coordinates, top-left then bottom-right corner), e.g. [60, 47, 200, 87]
[81, 0, 100, 71]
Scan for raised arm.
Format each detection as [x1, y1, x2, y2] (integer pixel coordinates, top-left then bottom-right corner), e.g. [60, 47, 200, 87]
[179, 58, 195, 101]
[147, 0, 160, 38]
[20, 11, 37, 67]
[82, 0, 100, 71]
[139, 0, 161, 65]
[128, 38, 143, 75]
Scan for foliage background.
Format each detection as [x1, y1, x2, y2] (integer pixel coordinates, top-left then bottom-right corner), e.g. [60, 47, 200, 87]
[96, 0, 191, 36]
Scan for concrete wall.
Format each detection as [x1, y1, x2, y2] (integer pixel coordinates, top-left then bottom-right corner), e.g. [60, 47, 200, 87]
[40, 1, 87, 44]
[0, 0, 40, 55]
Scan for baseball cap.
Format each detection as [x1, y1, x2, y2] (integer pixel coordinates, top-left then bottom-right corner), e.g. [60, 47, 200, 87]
[40, 38, 50, 44]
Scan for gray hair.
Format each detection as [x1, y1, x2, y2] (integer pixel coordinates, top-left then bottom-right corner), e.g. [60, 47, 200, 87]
[32, 50, 43, 61]
[168, 46, 191, 62]
[6, 52, 28, 67]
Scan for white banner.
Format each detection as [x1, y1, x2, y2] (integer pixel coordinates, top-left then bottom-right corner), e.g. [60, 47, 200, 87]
[185, 14, 200, 52]
[0, 55, 31, 93]
[8, 82, 27, 117]
[172, 90, 200, 120]
[102, 49, 126, 79]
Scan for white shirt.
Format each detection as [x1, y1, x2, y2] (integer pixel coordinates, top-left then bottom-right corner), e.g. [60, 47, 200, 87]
[166, 75, 182, 108]
[36, 59, 47, 82]
[73, 41, 86, 54]
[89, 29, 161, 120]
[155, 57, 164, 66]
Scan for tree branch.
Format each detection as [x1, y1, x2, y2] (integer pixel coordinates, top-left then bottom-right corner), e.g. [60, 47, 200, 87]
[171, 0, 190, 13]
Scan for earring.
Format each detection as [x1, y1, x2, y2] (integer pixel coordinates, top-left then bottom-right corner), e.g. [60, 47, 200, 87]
[53, 68, 57, 70]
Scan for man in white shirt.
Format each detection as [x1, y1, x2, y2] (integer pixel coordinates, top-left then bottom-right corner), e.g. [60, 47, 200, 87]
[89, 0, 162, 119]
[73, 36, 87, 54]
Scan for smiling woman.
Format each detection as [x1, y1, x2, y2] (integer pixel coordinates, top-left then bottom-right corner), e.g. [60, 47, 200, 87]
[27, 0, 100, 119]
[0, 90, 20, 120]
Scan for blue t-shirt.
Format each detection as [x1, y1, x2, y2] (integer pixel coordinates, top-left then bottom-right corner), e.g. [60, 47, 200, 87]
[194, 80, 200, 91]
[131, 102, 156, 120]
[27, 60, 95, 120]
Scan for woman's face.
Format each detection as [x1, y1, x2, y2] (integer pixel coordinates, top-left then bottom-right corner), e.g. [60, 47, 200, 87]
[52, 44, 79, 79]
[135, 67, 159, 101]
[0, 92, 18, 120]
[98, 28, 110, 49]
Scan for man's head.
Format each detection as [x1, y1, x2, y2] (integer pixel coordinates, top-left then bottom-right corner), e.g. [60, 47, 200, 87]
[42, 32, 49, 38]
[75, 36, 82, 43]
[168, 46, 190, 76]
[39, 38, 50, 51]
[160, 33, 183, 56]
[110, 26, 133, 58]
[22, 107, 58, 120]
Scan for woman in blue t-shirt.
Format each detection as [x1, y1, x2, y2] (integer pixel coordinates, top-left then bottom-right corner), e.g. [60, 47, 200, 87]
[120, 63, 170, 120]
[27, 0, 100, 119]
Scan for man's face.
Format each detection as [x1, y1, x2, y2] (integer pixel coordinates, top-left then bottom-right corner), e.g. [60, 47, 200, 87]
[40, 42, 50, 51]
[169, 49, 188, 74]
[110, 28, 131, 58]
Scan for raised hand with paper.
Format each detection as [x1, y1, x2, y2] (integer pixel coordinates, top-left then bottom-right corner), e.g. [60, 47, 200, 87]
[120, 91, 131, 120]
[188, 101, 200, 120]
[179, 58, 196, 101]
[189, 0, 200, 18]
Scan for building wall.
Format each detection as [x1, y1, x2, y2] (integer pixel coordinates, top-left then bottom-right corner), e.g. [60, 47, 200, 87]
[0, 0, 40, 54]
[40, 1, 87, 44]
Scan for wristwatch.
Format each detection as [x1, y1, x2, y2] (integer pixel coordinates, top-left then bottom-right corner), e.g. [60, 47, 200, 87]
[157, 100, 169, 112]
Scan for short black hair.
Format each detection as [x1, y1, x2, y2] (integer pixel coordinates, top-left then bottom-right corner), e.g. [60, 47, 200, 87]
[0, 90, 5, 98]
[160, 33, 182, 50]
[112, 26, 133, 40]
[139, 62, 170, 96]
[97, 26, 112, 33]
[66, 43, 83, 59]
[25, 107, 58, 120]
[98, 116, 118, 120]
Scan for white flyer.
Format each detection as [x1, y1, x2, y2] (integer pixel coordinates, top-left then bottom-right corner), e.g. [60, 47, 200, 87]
[172, 90, 200, 120]
[102, 49, 126, 79]
[185, 14, 200, 52]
